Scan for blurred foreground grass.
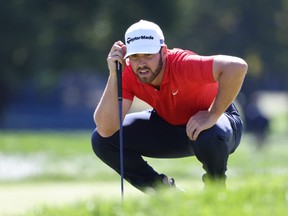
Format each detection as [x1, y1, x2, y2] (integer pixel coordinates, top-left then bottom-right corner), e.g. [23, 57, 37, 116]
[24, 177, 287, 216]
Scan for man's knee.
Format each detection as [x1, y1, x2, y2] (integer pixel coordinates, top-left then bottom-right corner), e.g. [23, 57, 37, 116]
[197, 123, 231, 148]
[191, 124, 232, 175]
[91, 129, 102, 156]
[91, 129, 113, 158]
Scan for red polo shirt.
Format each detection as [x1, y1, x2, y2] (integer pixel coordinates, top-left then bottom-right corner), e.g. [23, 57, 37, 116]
[122, 48, 218, 125]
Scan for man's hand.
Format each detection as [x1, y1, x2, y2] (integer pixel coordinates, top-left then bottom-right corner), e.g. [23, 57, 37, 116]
[107, 41, 127, 74]
[186, 110, 218, 141]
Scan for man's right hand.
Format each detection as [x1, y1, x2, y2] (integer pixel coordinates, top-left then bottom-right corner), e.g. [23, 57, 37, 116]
[107, 41, 127, 75]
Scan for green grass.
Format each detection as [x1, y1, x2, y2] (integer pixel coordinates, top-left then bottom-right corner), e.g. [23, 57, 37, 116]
[0, 124, 287, 215]
[23, 175, 287, 216]
[0, 130, 92, 156]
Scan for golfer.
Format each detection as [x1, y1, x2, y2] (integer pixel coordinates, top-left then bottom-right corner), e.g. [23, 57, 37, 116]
[92, 20, 248, 192]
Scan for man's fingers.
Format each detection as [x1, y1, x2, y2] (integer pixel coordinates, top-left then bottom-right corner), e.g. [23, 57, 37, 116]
[108, 42, 127, 65]
[186, 126, 197, 140]
[187, 125, 203, 141]
[187, 110, 216, 141]
[108, 51, 123, 63]
[110, 41, 126, 56]
[192, 128, 197, 140]
[192, 128, 202, 140]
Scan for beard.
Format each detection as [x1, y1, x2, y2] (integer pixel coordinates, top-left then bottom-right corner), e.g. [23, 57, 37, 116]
[135, 56, 163, 84]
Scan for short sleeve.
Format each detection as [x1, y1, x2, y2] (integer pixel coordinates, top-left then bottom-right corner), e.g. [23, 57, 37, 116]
[181, 54, 215, 84]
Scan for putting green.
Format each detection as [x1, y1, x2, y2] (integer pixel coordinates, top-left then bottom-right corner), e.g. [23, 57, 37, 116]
[0, 182, 142, 216]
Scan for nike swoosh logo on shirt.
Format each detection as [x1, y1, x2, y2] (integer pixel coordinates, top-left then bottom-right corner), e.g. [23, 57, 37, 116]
[172, 89, 179, 96]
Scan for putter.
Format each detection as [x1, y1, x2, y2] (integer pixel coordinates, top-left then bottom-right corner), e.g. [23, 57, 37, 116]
[116, 61, 124, 200]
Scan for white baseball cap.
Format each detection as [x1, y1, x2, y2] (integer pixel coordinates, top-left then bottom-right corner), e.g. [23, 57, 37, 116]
[124, 20, 165, 58]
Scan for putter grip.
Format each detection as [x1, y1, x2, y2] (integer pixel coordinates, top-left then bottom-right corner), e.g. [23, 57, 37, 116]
[116, 61, 122, 100]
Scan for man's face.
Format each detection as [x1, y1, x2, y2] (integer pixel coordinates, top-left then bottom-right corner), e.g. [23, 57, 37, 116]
[128, 50, 163, 84]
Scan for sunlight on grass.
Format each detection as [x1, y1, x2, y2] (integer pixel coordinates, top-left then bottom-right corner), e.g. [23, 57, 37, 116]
[24, 175, 288, 216]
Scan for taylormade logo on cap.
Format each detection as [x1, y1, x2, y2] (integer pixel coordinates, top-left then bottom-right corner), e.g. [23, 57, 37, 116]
[124, 20, 165, 58]
[127, 35, 154, 44]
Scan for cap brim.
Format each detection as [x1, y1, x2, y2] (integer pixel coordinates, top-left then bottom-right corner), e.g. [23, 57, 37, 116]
[124, 46, 161, 58]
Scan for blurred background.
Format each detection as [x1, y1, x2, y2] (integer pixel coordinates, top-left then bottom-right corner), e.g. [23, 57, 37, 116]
[0, 0, 287, 131]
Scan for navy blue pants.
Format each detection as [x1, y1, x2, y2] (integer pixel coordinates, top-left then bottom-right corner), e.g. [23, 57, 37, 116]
[91, 103, 242, 191]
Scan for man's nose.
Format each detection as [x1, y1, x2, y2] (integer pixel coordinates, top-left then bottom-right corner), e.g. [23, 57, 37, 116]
[138, 56, 147, 67]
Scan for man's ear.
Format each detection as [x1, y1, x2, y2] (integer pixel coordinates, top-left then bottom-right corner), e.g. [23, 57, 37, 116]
[161, 45, 168, 58]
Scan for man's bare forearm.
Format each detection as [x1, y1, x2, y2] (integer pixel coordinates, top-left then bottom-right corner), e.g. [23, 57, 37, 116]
[210, 55, 248, 120]
[94, 74, 120, 137]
